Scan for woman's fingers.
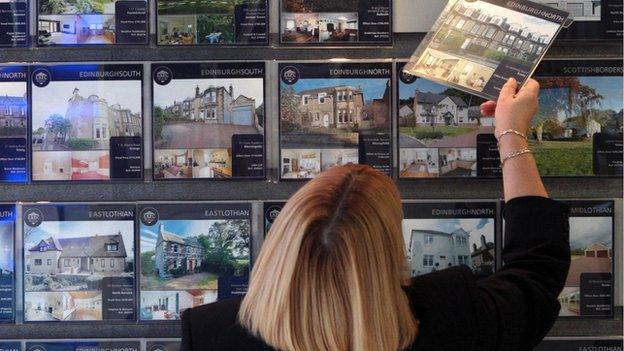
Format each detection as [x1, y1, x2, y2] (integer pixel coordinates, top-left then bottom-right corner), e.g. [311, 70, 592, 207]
[480, 100, 497, 117]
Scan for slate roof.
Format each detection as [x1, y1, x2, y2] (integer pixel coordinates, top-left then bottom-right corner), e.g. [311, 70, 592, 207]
[159, 226, 202, 248]
[29, 234, 127, 258]
[411, 228, 469, 237]
[415, 91, 467, 107]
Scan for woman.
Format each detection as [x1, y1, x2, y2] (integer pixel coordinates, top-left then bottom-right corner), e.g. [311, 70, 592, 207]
[181, 77, 571, 351]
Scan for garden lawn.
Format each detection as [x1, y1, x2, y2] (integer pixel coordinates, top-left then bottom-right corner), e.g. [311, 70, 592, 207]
[400, 126, 477, 138]
[531, 140, 593, 176]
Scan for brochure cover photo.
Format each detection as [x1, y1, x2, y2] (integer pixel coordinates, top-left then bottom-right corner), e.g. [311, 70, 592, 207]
[156, 0, 267, 45]
[280, 0, 392, 44]
[558, 200, 614, 317]
[139, 203, 251, 321]
[22, 204, 137, 322]
[152, 62, 265, 180]
[25, 341, 140, 351]
[279, 62, 392, 179]
[146, 340, 181, 351]
[402, 202, 497, 277]
[0, 204, 15, 322]
[37, 0, 148, 45]
[0, 65, 28, 183]
[0, 0, 28, 47]
[397, 61, 492, 178]
[403, 0, 571, 100]
[531, 60, 623, 176]
[31, 64, 143, 182]
[535, 0, 623, 40]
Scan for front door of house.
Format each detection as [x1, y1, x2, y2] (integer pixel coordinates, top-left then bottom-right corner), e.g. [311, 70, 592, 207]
[323, 114, 330, 127]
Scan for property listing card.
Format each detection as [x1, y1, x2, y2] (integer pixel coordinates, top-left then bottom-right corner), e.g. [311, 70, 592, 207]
[278, 62, 392, 179]
[263, 201, 286, 237]
[22, 204, 137, 322]
[280, 0, 392, 45]
[25, 341, 140, 351]
[397, 61, 493, 179]
[532, 60, 623, 176]
[156, 0, 267, 45]
[402, 201, 498, 278]
[0, 342, 20, 350]
[534, 338, 623, 350]
[535, 0, 623, 40]
[404, 0, 572, 100]
[138, 203, 251, 321]
[37, 0, 148, 46]
[31, 63, 143, 182]
[0, 0, 28, 47]
[0, 204, 15, 323]
[558, 200, 614, 318]
[0, 65, 28, 183]
[146, 340, 181, 351]
[152, 62, 265, 180]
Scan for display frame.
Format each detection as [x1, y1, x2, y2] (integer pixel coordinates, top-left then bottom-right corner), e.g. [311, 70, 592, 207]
[0, 0, 29, 48]
[136, 201, 254, 323]
[28, 62, 145, 184]
[150, 61, 267, 182]
[25, 339, 141, 351]
[21, 202, 139, 324]
[0, 203, 16, 324]
[277, 59, 394, 181]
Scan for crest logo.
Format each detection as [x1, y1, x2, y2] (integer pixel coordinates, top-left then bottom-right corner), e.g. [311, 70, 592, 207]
[399, 68, 417, 84]
[27, 344, 47, 351]
[140, 207, 159, 226]
[24, 208, 44, 227]
[148, 345, 166, 351]
[265, 205, 283, 224]
[153, 67, 173, 86]
[32, 69, 51, 88]
[280, 66, 300, 85]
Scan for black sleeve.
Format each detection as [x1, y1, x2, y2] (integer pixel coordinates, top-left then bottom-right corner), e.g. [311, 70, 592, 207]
[181, 308, 193, 351]
[475, 196, 571, 351]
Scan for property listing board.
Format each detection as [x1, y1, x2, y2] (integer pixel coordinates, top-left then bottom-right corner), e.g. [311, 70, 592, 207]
[558, 200, 614, 318]
[25, 341, 140, 351]
[138, 203, 251, 321]
[30, 63, 143, 182]
[37, 0, 148, 46]
[402, 201, 497, 278]
[0, 0, 28, 47]
[0, 342, 20, 350]
[0, 65, 28, 183]
[146, 340, 181, 351]
[0, 204, 15, 323]
[278, 62, 392, 179]
[22, 204, 137, 322]
[534, 338, 623, 350]
[152, 62, 265, 180]
[280, 0, 392, 45]
[535, 0, 623, 40]
[156, 0, 268, 45]
[263, 201, 286, 237]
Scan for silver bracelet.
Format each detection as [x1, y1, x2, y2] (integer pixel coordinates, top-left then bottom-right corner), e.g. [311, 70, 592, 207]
[500, 147, 532, 168]
[497, 129, 527, 141]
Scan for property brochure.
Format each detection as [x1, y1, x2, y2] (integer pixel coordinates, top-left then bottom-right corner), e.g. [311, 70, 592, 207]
[156, 0, 267, 45]
[31, 63, 143, 182]
[146, 340, 181, 351]
[22, 204, 137, 322]
[0, 0, 28, 47]
[403, 0, 572, 101]
[534, 338, 623, 350]
[263, 201, 285, 236]
[532, 59, 623, 176]
[280, 0, 392, 45]
[25, 341, 140, 351]
[0, 204, 15, 323]
[279, 62, 392, 179]
[536, 0, 623, 40]
[397, 61, 492, 178]
[0, 342, 20, 350]
[558, 200, 614, 317]
[152, 62, 265, 180]
[138, 203, 251, 321]
[37, 0, 148, 45]
[0, 65, 28, 183]
[402, 201, 497, 278]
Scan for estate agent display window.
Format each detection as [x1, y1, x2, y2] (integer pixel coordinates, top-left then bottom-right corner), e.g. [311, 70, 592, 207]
[0, 65, 28, 183]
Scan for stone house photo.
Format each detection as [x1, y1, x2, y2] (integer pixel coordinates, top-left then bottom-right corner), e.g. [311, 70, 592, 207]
[0, 90, 27, 137]
[155, 223, 204, 279]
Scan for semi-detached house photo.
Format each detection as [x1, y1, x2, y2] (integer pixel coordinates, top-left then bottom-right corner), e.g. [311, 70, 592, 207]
[0, 82, 27, 138]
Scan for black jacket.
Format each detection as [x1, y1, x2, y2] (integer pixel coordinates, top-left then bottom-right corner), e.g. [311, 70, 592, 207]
[182, 196, 571, 351]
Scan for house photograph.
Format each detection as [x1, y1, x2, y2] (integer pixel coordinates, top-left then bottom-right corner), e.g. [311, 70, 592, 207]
[32, 151, 72, 181]
[70, 151, 110, 180]
[321, 148, 358, 171]
[402, 217, 494, 276]
[280, 78, 389, 149]
[39, 0, 118, 15]
[153, 78, 264, 149]
[25, 291, 102, 321]
[192, 149, 232, 179]
[158, 16, 197, 45]
[0, 82, 27, 138]
[281, 149, 321, 179]
[536, 0, 601, 21]
[439, 147, 477, 177]
[281, 13, 319, 43]
[531, 75, 623, 175]
[24, 219, 135, 292]
[39, 14, 116, 45]
[0, 222, 13, 276]
[140, 289, 216, 320]
[319, 13, 357, 42]
[399, 148, 440, 178]
[559, 216, 612, 316]
[32, 80, 142, 151]
[154, 149, 193, 179]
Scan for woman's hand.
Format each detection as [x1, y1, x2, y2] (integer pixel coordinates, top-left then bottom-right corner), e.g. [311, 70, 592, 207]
[480, 77, 540, 136]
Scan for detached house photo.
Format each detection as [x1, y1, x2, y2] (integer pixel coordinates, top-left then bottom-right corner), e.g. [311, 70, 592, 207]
[0, 84, 27, 137]
[154, 223, 204, 278]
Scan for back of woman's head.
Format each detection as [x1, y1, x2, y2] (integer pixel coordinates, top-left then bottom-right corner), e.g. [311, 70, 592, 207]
[239, 164, 418, 351]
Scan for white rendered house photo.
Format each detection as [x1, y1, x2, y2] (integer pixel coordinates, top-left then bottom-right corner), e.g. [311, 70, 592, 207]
[405, 227, 472, 276]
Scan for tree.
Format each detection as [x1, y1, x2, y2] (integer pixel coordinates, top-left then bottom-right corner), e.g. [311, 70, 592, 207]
[198, 220, 251, 276]
[40, 0, 67, 14]
[74, 0, 95, 14]
[44, 113, 72, 144]
[280, 86, 303, 132]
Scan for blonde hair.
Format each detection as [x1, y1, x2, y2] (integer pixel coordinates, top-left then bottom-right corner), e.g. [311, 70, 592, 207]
[239, 164, 418, 351]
